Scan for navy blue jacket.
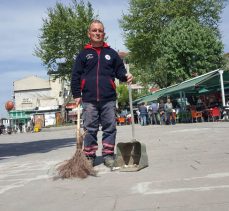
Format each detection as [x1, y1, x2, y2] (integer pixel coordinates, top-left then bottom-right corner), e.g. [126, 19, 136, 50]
[71, 43, 127, 102]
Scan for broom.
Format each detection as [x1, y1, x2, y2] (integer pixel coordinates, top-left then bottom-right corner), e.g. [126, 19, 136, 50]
[56, 104, 96, 179]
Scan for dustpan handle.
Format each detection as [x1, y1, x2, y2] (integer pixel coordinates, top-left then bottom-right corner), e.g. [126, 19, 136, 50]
[127, 64, 135, 140]
[128, 84, 135, 140]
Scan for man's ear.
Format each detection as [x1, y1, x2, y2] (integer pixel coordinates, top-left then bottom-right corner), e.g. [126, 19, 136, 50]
[87, 31, 90, 39]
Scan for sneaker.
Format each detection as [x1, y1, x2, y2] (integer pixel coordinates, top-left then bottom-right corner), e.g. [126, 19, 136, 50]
[103, 156, 114, 168]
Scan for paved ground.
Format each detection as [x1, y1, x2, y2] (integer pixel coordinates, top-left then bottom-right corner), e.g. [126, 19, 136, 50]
[0, 122, 229, 211]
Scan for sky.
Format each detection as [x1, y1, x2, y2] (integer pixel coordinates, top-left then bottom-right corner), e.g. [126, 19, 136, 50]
[0, 0, 229, 118]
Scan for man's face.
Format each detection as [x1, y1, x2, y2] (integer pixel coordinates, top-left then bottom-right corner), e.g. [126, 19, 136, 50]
[88, 23, 105, 45]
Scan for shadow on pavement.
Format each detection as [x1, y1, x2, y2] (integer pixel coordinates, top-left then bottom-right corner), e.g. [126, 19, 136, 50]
[0, 138, 75, 160]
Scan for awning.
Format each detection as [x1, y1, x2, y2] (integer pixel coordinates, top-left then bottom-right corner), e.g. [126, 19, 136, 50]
[162, 69, 224, 95]
[134, 69, 229, 104]
[135, 84, 177, 104]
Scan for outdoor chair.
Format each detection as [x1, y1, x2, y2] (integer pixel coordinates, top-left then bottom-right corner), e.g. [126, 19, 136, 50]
[191, 109, 203, 122]
[169, 112, 176, 125]
[208, 107, 220, 122]
[116, 117, 125, 125]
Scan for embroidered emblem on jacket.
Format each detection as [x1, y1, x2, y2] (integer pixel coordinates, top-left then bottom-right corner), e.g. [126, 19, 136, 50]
[86, 54, 93, 60]
[105, 54, 111, 60]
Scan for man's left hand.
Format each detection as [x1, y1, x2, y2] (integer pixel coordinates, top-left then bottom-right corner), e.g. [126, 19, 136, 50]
[126, 73, 133, 84]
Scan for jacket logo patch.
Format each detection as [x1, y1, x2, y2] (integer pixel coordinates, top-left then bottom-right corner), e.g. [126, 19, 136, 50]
[105, 54, 111, 60]
[86, 54, 93, 60]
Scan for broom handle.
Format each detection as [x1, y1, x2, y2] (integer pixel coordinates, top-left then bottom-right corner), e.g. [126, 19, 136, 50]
[126, 64, 135, 140]
[76, 104, 81, 148]
[77, 105, 80, 131]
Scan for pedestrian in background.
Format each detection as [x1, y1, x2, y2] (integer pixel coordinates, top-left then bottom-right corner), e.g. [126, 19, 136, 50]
[150, 101, 160, 125]
[138, 102, 148, 126]
[164, 98, 175, 125]
[158, 99, 165, 124]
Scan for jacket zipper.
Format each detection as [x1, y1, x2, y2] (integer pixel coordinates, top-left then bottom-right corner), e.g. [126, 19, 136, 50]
[97, 54, 100, 101]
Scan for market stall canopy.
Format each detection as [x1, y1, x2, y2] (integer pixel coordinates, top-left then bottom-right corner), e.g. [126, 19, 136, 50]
[134, 84, 177, 105]
[162, 69, 229, 96]
[134, 69, 229, 105]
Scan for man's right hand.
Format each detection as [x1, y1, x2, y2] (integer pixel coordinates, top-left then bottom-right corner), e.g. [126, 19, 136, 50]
[74, 98, 81, 107]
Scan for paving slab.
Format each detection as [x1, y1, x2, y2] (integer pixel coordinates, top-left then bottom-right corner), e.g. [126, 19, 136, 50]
[0, 122, 229, 211]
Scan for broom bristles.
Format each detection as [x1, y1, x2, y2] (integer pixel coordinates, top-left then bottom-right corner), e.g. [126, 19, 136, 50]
[56, 107, 95, 179]
[56, 149, 96, 179]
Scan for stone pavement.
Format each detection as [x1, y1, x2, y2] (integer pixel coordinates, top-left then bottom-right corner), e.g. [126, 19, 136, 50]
[0, 122, 229, 211]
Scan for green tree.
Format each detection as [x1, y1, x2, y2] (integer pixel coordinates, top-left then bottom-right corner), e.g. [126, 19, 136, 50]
[120, 0, 227, 86]
[116, 83, 150, 109]
[35, 0, 96, 123]
[154, 17, 224, 87]
[35, 0, 96, 80]
[116, 84, 129, 109]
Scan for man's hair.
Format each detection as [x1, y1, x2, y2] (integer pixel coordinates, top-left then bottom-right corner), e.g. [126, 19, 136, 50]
[88, 19, 104, 31]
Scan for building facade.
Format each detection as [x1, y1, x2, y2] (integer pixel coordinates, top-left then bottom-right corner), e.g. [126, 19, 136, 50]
[13, 75, 64, 111]
[9, 75, 69, 129]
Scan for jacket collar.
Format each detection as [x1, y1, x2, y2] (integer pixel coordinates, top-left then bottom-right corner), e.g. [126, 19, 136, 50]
[84, 42, 110, 49]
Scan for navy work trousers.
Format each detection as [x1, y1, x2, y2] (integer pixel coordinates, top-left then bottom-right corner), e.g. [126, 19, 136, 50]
[82, 101, 116, 158]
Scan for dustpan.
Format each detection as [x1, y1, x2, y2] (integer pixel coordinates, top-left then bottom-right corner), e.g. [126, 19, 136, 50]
[114, 140, 148, 171]
[113, 66, 148, 172]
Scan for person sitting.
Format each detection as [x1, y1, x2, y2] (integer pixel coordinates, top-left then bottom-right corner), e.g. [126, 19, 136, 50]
[226, 99, 229, 107]
[196, 97, 204, 111]
[222, 98, 229, 120]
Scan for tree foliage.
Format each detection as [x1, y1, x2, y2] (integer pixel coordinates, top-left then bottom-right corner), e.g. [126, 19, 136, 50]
[120, 0, 227, 87]
[116, 83, 150, 109]
[224, 53, 229, 71]
[35, 0, 96, 80]
[116, 84, 129, 109]
[154, 17, 224, 87]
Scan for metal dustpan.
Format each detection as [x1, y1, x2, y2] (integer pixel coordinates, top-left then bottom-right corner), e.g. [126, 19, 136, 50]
[114, 139, 148, 172]
[113, 69, 148, 172]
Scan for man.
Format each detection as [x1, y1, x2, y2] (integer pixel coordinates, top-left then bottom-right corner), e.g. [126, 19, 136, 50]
[71, 20, 133, 167]
[164, 98, 175, 125]
[138, 102, 148, 126]
[158, 99, 165, 125]
[150, 101, 160, 125]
